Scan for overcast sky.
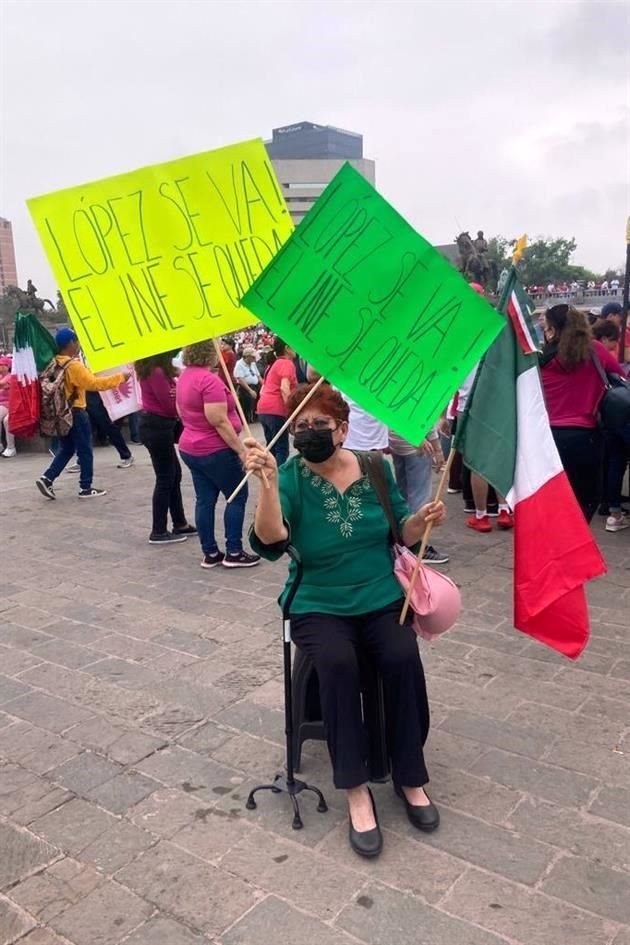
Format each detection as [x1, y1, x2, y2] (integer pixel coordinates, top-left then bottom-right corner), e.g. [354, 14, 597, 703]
[1, 0, 628, 298]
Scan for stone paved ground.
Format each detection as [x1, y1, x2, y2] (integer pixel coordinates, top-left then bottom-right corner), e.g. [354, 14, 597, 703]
[1, 437, 629, 945]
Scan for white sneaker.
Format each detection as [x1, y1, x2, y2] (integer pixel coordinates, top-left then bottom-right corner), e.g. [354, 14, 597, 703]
[1, 448, 16, 458]
[605, 514, 630, 532]
[117, 455, 134, 469]
[66, 463, 80, 474]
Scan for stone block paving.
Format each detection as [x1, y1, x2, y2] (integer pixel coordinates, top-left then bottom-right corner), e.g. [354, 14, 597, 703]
[1, 444, 629, 944]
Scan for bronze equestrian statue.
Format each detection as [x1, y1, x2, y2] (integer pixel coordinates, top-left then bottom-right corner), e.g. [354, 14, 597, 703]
[455, 230, 497, 290]
[5, 284, 56, 314]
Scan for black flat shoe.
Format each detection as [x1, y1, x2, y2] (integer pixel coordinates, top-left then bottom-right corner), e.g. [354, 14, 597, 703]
[394, 783, 440, 832]
[348, 786, 383, 858]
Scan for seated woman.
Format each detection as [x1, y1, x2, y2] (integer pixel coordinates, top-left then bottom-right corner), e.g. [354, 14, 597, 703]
[245, 382, 446, 859]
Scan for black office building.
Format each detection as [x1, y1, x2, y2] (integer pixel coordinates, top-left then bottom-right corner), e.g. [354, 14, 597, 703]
[266, 122, 363, 160]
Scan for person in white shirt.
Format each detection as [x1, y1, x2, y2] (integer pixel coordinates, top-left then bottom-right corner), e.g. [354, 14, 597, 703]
[343, 398, 389, 451]
[234, 346, 262, 423]
[610, 278, 620, 294]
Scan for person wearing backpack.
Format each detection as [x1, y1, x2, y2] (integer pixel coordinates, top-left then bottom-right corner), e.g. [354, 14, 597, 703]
[36, 328, 128, 500]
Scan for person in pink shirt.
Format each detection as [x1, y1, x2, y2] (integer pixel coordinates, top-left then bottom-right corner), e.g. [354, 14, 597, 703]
[257, 337, 297, 467]
[176, 340, 260, 570]
[541, 304, 621, 522]
[135, 351, 195, 546]
[0, 355, 15, 457]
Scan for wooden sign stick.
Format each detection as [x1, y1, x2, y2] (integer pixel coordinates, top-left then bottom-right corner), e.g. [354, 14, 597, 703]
[399, 447, 456, 625]
[227, 374, 327, 504]
[212, 339, 269, 489]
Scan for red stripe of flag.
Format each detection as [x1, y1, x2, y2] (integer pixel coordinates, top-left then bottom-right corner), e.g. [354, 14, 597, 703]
[507, 292, 538, 354]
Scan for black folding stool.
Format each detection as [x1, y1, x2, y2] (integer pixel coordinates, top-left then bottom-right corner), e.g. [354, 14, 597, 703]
[245, 545, 328, 829]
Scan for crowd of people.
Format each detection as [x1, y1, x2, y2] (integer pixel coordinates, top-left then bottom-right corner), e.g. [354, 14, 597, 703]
[1, 286, 629, 859]
[527, 277, 622, 298]
[2, 295, 628, 553]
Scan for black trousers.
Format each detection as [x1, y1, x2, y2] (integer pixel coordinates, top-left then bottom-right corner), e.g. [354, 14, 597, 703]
[85, 391, 132, 459]
[290, 601, 430, 790]
[551, 426, 602, 524]
[139, 412, 186, 535]
[449, 422, 497, 510]
[237, 386, 258, 424]
[462, 464, 498, 512]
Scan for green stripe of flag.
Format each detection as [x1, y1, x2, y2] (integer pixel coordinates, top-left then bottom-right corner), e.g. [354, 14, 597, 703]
[454, 269, 533, 499]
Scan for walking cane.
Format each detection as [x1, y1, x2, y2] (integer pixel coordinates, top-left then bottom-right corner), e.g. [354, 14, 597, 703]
[246, 544, 328, 829]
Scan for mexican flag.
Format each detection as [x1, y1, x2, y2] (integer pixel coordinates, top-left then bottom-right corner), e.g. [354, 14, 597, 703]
[455, 270, 606, 658]
[9, 312, 57, 438]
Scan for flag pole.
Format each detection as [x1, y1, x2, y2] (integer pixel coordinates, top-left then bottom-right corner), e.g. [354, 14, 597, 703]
[212, 339, 270, 489]
[227, 375, 327, 504]
[399, 447, 456, 625]
[401, 241, 528, 626]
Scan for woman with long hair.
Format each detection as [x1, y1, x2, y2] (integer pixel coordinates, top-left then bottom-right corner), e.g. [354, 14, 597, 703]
[540, 304, 622, 522]
[135, 351, 195, 545]
[256, 337, 297, 467]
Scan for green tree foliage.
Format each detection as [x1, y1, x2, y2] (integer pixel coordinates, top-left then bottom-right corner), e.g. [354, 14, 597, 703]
[519, 237, 581, 284]
[0, 291, 19, 332]
[602, 267, 624, 283]
[487, 237, 511, 275]
[56, 292, 69, 320]
[488, 235, 613, 285]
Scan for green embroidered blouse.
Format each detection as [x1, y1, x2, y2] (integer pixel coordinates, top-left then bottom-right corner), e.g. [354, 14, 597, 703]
[250, 453, 410, 615]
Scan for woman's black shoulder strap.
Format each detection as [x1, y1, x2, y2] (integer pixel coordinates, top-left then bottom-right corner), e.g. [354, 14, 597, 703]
[356, 451, 400, 543]
[590, 346, 610, 389]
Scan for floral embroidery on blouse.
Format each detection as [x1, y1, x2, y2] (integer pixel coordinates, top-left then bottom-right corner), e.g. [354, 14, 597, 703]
[300, 460, 372, 537]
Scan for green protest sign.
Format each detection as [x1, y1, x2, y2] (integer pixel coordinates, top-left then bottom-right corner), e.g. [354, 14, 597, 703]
[242, 163, 504, 444]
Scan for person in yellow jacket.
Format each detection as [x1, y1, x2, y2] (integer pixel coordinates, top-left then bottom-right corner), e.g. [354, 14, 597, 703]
[36, 328, 128, 499]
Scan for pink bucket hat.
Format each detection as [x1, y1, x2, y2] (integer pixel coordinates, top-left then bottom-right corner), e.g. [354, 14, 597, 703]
[0, 355, 12, 368]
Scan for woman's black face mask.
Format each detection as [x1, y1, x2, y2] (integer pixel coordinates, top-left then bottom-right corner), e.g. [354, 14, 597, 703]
[293, 428, 337, 463]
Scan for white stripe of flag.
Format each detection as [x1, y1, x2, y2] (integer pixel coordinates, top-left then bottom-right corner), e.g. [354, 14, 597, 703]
[507, 291, 538, 355]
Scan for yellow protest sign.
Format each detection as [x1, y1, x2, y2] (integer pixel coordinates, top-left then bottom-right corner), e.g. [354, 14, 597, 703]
[27, 139, 294, 370]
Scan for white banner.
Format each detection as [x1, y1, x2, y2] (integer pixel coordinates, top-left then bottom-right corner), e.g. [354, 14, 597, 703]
[97, 364, 142, 421]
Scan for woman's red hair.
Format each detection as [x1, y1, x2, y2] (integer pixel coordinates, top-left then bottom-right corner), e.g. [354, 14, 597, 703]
[286, 382, 350, 422]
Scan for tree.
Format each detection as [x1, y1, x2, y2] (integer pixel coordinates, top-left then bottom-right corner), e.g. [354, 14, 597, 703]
[0, 291, 19, 350]
[487, 237, 511, 276]
[56, 291, 69, 320]
[487, 235, 612, 286]
[517, 237, 579, 285]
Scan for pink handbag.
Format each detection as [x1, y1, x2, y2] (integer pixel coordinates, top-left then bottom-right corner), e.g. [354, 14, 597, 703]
[358, 452, 461, 640]
[393, 544, 461, 640]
